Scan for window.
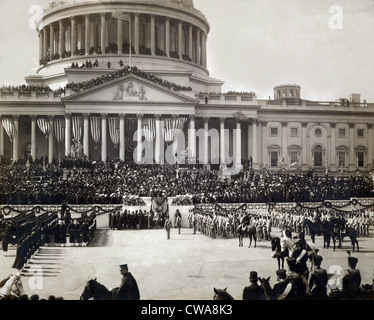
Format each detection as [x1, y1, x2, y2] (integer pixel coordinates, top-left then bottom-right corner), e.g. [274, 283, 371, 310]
[290, 127, 298, 137]
[313, 145, 323, 167]
[338, 152, 345, 166]
[290, 151, 298, 164]
[357, 129, 364, 138]
[270, 151, 278, 167]
[357, 152, 365, 167]
[338, 128, 346, 138]
[270, 127, 278, 136]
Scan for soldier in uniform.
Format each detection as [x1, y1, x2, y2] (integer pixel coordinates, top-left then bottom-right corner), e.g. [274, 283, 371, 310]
[112, 264, 140, 300]
[342, 255, 362, 298]
[271, 269, 290, 300]
[243, 271, 265, 300]
[307, 255, 328, 300]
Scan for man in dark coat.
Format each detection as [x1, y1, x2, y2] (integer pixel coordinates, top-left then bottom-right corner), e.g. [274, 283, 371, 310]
[112, 264, 140, 300]
[243, 271, 265, 300]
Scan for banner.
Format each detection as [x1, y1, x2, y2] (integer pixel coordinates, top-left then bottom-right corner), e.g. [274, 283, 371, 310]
[72, 116, 82, 143]
[108, 117, 120, 148]
[90, 117, 101, 148]
[37, 117, 52, 136]
[54, 117, 65, 144]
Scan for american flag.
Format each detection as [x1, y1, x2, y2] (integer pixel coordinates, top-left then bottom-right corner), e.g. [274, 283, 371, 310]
[112, 12, 131, 21]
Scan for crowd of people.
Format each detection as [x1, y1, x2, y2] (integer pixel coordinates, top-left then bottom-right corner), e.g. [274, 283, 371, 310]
[0, 85, 53, 92]
[1, 158, 374, 206]
[66, 65, 193, 93]
[109, 209, 167, 230]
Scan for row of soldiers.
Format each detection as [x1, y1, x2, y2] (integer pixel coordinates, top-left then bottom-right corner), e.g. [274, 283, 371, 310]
[187, 207, 373, 241]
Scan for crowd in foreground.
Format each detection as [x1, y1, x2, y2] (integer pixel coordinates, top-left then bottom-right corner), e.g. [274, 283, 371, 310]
[1, 157, 374, 206]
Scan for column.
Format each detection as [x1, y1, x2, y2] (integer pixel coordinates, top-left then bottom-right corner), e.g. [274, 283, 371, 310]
[330, 123, 336, 169]
[83, 113, 90, 158]
[201, 31, 207, 68]
[77, 22, 82, 50]
[0, 116, 4, 160]
[119, 114, 126, 161]
[165, 17, 170, 57]
[85, 15, 90, 55]
[282, 122, 288, 162]
[59, 20, 65, 55]
[117, 17, 123, 54]
[195, 28, 200, 65]
[31, 116, 37, 161]
[65, 114, 71, 156]
[100, 13, 106, 52]
[71, 17, 76, 55]
[101, 114, 107, 162]
[50, 24, 55, 56]
[188, 24, 193, 60]
[220, 117, 225, 164]
[349, 123, 355, 168]
[12, 115, 19, 162]
[178, 20, 183, 59]
[39, 30, 43, 61]
[134, 13, 140, 54]
[43, 27, 48, 57]
[368, 123, 373, 168]
[155, 114, 162, 164]
[236, 119, 242, 167]
[137, 114, 143, 163]
[150, 15, 156, 55]
[247, 120, 252, 161]
[188, 115, 196, 163]
[252, 119, 258, 167]
[261, 121, 267, 166]
[203, 117, 209, 165]
[301, 122, 308, 168]
[48, 116, 54, 163]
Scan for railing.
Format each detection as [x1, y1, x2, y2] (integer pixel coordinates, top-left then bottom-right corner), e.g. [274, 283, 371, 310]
[0, 91, 63, 101]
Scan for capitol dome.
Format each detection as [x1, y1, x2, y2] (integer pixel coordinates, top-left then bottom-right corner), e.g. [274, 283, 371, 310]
[27, 0, 223, 92]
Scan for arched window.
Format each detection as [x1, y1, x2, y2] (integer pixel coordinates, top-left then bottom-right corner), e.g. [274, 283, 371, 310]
[313, 145, 323, 167]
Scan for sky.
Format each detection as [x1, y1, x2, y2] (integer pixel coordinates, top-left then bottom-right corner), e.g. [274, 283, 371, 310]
[0, 0, 373, 101]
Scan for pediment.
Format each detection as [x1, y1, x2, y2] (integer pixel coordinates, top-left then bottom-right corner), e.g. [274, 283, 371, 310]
[63, 74, 198, 104]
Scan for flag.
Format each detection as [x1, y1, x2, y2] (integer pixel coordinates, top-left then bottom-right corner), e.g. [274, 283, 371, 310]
[233, 112, 248, 122]
[112, 12, 131, 21]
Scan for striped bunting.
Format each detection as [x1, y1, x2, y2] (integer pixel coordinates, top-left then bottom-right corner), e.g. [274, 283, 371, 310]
[37, 117, 52, 136]
[54, 118, 65, 144]
[1, 118, 16, 142]
[142, 118, 155, 142]
[108, 117, 120, 148]
[90, 117, 101, 147]
[72, 117, 82, 143]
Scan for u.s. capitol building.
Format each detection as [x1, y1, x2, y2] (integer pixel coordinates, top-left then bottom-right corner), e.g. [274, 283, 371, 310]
[0, 0, 372, 176]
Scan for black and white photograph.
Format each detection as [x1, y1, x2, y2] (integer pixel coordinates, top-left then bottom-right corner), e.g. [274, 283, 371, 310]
[0, 0, 374, 308]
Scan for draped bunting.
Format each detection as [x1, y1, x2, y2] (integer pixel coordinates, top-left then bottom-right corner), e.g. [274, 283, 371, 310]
[142, 118, 155, 142]
[37, 117, 52, 137]
[108, 117, 120, 148]
[90, 117, 101, 148]
[126, 118, 137, 154]
[72, 117, 82, 143]
[54, 118, 65, 144]
[162, 118, 187, 142]
[1, 118, 16, 142]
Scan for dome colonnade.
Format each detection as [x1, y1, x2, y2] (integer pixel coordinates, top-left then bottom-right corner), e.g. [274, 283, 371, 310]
[37, 0, 208, 70]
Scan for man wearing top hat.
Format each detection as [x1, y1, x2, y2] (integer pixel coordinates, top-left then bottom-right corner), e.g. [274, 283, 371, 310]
[342, 255, 362, 297]
[112, 264, 140, 300]
[242, 271, 265, 300]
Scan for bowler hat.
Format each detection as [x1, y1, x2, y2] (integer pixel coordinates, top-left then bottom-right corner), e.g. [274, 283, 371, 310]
[276, 269, 287, 277]
[119, 264, 128, 269]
